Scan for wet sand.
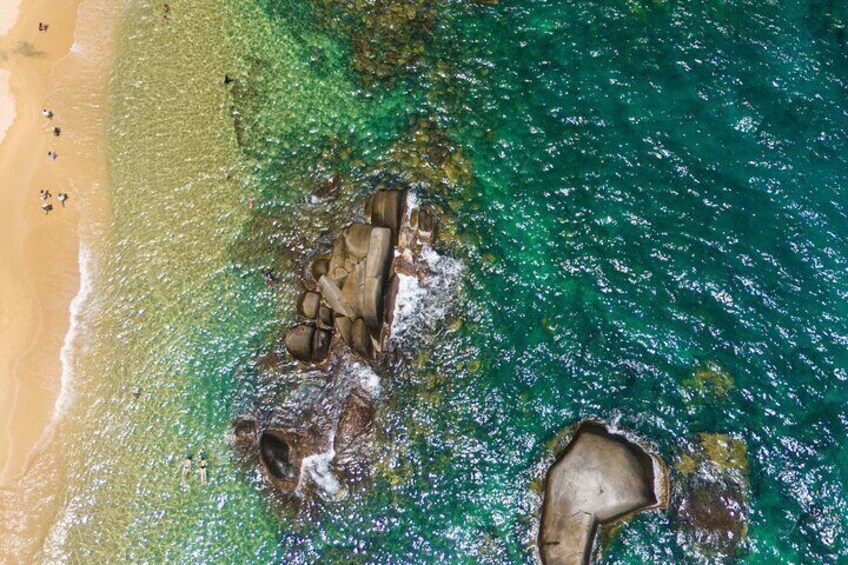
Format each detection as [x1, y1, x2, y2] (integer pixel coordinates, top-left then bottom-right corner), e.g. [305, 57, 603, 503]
[0, 0, 120, 562]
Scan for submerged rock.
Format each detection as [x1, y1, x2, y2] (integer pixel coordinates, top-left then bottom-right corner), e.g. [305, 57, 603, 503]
[673, 433, 749, 560]
[539, 421, 669, 565]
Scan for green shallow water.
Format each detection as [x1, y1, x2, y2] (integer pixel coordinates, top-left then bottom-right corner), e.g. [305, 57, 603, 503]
[40, 0, 848, 563]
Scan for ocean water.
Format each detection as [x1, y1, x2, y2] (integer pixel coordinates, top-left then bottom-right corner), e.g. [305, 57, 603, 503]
[36, 0, 848, 563]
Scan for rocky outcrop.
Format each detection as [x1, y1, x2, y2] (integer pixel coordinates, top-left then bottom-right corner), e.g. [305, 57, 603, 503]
[236, 377, 378, 497]
[284, 190, 433, 363]
[539, 422, 669, 565]
[250, 190, 442, 497]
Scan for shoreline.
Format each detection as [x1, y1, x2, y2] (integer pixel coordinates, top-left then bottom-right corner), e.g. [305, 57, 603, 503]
[0, 0, 120, 557]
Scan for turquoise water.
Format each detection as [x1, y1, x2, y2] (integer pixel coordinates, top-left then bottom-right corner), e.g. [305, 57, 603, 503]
[40, 0, 848, 563]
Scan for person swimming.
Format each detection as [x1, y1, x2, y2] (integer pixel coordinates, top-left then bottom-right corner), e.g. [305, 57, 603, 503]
[180, 456, 192, 485]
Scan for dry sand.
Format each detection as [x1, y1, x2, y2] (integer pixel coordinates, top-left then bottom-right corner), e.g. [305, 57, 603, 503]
[0, 0, 115, 485]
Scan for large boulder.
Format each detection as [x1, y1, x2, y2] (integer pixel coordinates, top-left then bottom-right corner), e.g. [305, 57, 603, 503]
[368, 190, 406, 243]
[539, 422, 668, 565]
[318, 275, 356, 319]
[297, 291, 321, 319]
[344, 223, 373, 259]
[285, 325, 316, 362]
[311, 328, 332, 363]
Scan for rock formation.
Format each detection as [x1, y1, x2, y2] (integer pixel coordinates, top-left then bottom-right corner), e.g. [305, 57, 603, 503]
[284, 189, 435, 363]
[539, 421, 669, 565]
[246, 190, 439, 497]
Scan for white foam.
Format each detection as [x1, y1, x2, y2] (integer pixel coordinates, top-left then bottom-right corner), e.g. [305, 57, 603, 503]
[349, 362, 381, 398]
[0, 69, 14, 147]
[390, 245, 463, 342]
[52, 241, 94, 422]
[297, 445, 343, 499]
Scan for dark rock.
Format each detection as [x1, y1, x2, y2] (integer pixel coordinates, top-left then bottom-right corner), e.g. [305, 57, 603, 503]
[318, 305, 334, 328]
[335, 388, 376, 453]
[351, 317, 374, 359]
[310, 256, 330, 281]
[259, 429, 300, 492]
[311, 328, 332, 362]
[383, 273, 400, 328]
[285, 325, 315, 362]
[297, 291, 321, 319]
[362, 277, 384, 333]
[369, 190, 406, 243]
[676, 479, 747, 556]
[672, 434, 749, 559]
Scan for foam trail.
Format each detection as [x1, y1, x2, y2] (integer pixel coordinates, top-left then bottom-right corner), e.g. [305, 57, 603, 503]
[52, 241, 94, 423]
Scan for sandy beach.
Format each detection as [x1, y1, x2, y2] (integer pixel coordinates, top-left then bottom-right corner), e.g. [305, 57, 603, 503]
[0, 0, 116, 499]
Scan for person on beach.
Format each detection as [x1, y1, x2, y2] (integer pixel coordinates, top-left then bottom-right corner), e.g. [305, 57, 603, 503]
[40, 189, 51, 200]
[53, 127, 61, 137]
[42, 108, 53, 119]
[58, 193, 68, 206]
[48, 151, 57, 161]
[38, 22, 48, 32]
[180, 456, 192, 485]
[198, 454, 208, 485]
[41, 203, 53, 215]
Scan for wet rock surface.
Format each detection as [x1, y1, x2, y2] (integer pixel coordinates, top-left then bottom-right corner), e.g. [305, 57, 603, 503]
[672, 433, 749, 560]
[539, 421, 669, 565]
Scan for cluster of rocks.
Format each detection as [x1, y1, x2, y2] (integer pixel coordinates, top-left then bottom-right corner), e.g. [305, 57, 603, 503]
[539, 422, 669, 565]
[238, 189, 438, 497]
[233, 380, 377, 497]
[284, 190, 434, 364]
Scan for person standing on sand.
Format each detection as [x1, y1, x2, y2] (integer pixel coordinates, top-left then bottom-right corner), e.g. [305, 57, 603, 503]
[48, 151, 57, 161]
[53, 127, 61, 137]
[42, 108, 53, 119]
[198, 454, 208, 485]
[41, 203, 53, 215]
[180, 456, 192, 486]
[40, 189, 51, 200]
[58, 193, 68, 207]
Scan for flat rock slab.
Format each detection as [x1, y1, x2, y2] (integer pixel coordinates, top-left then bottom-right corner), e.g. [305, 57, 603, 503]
[540, 422, 667, 565]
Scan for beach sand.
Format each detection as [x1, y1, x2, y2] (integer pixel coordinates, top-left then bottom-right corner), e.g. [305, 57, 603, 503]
[0, 1, 118, 556]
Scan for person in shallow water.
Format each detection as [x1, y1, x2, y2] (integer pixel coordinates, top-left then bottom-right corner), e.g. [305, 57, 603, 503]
[180, 456, 192, 485]
[262, 269, 277, 286]
[198, 454, 208, 485]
